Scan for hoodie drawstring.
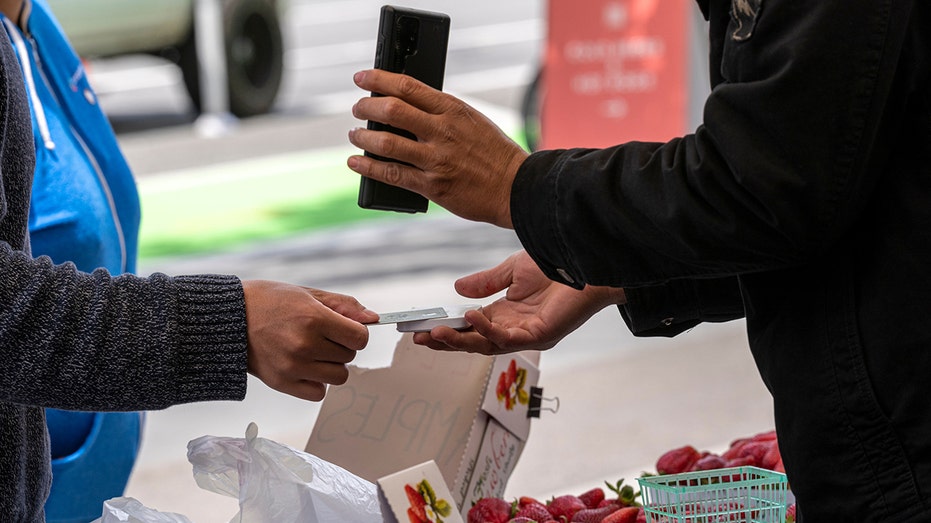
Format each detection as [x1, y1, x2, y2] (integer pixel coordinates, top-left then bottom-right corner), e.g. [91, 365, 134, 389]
[3, 17, 55, 150]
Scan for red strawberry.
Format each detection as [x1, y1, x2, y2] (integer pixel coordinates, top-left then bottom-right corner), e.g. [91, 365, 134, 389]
[468, 497, 511, 523]
[724, 456, 756, 468]
[518, 496, 544, 508]
[601, 507, 641, 523]
[722, 438, 750, 460]
[689, 453, 727, 472]
[578, 487, 606, 509]
[570, 505, 620, 522]
[656, 445, 701, 475]
[736, 441, 771, 467]
[773, 457, 786, 473]
[404, 484, 427, 522]
[718, 456, 757, 483]
[547, 495, 587, 521]
[786, 503, 797, 522]
[515, 501, 552, 522]
[724, 455, 755, 469]
[751, 429, 777, 442]
[761, 443, 782, 470]
[506, 518, 538, 523]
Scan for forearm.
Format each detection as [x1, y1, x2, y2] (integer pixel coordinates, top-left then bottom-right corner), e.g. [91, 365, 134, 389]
[0, 243, 247, 411]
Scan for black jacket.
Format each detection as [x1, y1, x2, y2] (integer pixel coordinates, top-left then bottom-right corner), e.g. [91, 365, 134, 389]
[512, 1, 930, 520]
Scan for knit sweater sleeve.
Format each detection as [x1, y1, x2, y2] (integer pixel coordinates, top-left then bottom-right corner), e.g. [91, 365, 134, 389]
[0, 243, 248, 411]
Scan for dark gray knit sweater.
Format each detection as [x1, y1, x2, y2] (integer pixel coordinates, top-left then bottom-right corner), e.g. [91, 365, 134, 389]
[0, 30, 249, 520]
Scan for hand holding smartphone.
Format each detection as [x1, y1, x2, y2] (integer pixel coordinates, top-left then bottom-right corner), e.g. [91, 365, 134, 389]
[357, 5, 451, 213]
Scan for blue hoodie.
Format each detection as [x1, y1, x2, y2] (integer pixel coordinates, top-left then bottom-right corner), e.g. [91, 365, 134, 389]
[4, 0, 140, 276]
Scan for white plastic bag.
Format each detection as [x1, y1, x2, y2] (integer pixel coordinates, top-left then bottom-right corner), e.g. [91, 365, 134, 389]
[186, 422, 382, 523]
[92, 497, 194, 523]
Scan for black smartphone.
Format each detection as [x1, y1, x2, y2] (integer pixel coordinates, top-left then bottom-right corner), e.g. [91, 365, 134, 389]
[358, 5, 450, 213]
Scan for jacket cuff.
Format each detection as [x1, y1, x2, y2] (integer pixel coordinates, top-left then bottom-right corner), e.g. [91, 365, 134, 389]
[512, 149, 586, 290]
[620, 283, 702, 337]
[620, 277, 744, 337]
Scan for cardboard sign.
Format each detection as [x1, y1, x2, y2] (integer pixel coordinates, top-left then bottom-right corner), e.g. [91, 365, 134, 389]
[481, 354, 539, 441]
[459, 417, 525, 517]
[542, 0, 690, 148]
[305, 335, 541, 516]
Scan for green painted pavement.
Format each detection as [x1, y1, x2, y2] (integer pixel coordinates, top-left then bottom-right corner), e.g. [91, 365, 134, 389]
[136, 146, 430, 260]
[136, 129, 528, 261]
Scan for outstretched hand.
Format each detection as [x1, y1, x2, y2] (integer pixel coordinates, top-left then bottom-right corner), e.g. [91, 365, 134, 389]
[347, 69, 529, 229]
[412, 251, 626, 355]
[242, 280, 379, 401]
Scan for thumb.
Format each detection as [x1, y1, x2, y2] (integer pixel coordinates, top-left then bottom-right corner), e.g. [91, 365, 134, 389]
[309, 288, 380, 324]
[455, 260, 514, 299]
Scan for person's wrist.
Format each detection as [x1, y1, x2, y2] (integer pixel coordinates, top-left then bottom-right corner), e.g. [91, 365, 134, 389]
[499, 149, 529, 229]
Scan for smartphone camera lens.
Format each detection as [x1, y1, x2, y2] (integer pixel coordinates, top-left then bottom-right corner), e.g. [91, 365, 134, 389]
[396, 16, 420, 58]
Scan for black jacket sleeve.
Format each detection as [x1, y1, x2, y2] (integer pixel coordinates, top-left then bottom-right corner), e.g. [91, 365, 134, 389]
[619, 276, 744, 336]
[511, 0, 913, 329]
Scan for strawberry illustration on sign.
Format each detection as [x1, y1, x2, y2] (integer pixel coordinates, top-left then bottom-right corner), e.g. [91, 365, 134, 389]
[495, 359, 530, 410]
[405, 479, 453, 523]
[378, 460, 463, 523]
[480, 353, 539, 442]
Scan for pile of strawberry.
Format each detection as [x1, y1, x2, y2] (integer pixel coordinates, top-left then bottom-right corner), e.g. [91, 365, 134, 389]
[467, 479, 645, 523]
[467, 429, 799, 523]
[652, 429, 797, 522]
[654, 429, 784, 475]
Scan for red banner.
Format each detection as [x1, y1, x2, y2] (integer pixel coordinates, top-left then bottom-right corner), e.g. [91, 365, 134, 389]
[541, 0, 689, 149]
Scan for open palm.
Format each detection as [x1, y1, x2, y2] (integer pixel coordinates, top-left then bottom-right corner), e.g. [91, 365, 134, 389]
[413, 251, 625, 355]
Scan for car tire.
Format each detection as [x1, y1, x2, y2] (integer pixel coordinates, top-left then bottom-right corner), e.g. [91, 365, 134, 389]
[180, 0, 284, 117]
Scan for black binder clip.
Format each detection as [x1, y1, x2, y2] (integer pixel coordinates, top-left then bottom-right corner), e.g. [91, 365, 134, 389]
[527, 386, 559, 418]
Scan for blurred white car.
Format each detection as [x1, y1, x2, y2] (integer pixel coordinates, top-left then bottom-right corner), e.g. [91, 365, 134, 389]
[47, 0, 284, 117]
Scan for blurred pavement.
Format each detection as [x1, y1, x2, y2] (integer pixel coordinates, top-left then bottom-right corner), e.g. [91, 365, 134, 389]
[124, 213, 774, 521]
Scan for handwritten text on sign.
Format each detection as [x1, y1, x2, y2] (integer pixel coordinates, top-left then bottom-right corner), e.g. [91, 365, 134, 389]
[542, 0, 688, 148]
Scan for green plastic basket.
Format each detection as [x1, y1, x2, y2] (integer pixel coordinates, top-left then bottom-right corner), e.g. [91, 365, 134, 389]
[637, 466, 788, 523]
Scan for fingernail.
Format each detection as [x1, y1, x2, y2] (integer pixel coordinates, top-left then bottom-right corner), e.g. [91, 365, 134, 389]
[353, 71, 365, 84]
